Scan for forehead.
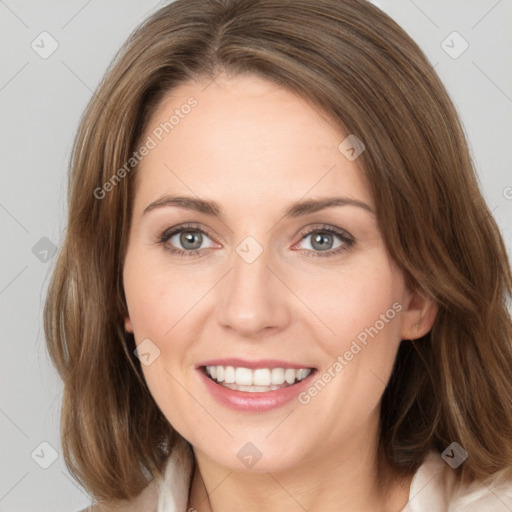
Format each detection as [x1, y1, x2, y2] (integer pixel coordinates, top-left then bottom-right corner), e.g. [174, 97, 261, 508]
[132, 74, 371, 214]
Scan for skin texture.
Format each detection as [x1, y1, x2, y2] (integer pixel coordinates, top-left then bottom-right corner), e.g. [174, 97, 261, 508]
[123, 73, 437, 512]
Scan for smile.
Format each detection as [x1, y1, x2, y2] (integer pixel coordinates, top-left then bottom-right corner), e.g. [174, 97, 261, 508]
[197, 360, 317, 412]
[203, 365, 313, 392]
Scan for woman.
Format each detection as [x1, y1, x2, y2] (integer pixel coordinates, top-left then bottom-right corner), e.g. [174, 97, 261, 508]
[44, 0, 512, 510]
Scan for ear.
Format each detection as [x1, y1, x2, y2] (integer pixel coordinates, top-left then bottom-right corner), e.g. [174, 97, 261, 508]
[124, 315, 134, 333]
[400, 287, 438, 340]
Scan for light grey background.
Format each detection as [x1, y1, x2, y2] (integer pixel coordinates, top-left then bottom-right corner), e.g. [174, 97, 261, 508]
[1, 1, 511, 511]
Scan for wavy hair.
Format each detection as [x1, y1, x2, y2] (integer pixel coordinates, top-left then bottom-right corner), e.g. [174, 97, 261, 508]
[44, 0, 512, 503]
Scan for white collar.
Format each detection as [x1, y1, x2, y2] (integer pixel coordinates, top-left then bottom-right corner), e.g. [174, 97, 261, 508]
[156, 435, 194, 512]
[155, 441, 512, 511]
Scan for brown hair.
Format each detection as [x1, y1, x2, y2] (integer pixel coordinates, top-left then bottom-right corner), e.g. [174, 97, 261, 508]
[44, 0, 512, 504]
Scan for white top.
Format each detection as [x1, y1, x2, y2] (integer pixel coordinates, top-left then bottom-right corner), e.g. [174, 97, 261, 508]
[77, 436, 512, 511]
[155, 437, 512, 512]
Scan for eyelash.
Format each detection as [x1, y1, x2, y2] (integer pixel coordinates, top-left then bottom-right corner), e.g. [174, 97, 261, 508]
[155, 223, 355, 258]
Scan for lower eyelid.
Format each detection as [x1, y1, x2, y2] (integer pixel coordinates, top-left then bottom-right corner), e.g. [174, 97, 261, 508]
[165, 229, 216, 252]
[159, 226, 354, 256]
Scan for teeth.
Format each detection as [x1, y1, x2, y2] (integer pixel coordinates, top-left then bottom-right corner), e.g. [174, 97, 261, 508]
[235, 367, 253, 386]
[296, 368, 310, 381]
[224, 366, 235, 384]
[271, 368, 285, 385]
[205, 365, 312, 389]
[253, 368, 271, 386]
[221, 383, 290, 392]
[284, 368, 296, 384]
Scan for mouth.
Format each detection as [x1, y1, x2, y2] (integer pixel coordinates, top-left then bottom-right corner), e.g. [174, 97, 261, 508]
[196, 358, 318, 412]
[200, 364, 316, 393]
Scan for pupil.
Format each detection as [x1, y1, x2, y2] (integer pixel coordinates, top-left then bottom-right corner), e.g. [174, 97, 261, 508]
[312, 232, 332, 251]
[181, 230, 202, 250]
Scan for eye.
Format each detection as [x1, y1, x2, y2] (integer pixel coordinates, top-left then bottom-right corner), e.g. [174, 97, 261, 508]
[294, 224, 354, 257]
[156, 223, 354, 258]
[156, 223, 216, 257]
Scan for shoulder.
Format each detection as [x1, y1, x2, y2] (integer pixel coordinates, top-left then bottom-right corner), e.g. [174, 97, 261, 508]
[404, 451, 512, 511]
[76, 477, 159, 512]
[75, 436, 194, 512]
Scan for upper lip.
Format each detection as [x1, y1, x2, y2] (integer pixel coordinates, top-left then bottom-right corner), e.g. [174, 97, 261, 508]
[196, 358, 315, 370]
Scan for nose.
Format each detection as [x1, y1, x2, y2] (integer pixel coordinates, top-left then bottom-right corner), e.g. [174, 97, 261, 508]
[216, 246, 292, 338]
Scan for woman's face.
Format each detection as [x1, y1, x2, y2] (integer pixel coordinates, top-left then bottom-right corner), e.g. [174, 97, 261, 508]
[123, 73, 435, 473]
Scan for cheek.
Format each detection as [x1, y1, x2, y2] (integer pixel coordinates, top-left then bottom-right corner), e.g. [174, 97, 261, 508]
[123, 243, 405, 446]
[295, 257, 404, 418]
[123, 257, 206, 436]
[123, 252, 201, 339]
[124, 244, 404, 363]
[301, 256, 403, 355]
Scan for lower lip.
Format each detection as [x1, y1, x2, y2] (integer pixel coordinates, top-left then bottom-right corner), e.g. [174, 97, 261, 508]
[197, 368, 316, 413]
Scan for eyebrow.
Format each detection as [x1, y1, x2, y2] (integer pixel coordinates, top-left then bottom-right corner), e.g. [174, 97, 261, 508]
[142, 195, 374, 218]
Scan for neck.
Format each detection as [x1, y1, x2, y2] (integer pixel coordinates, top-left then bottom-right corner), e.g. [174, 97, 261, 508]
[187, 423, 413, 512]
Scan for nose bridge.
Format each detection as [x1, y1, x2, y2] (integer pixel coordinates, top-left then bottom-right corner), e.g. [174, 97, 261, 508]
[216, 237, 290, 335]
